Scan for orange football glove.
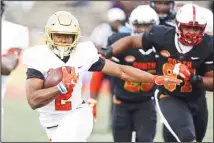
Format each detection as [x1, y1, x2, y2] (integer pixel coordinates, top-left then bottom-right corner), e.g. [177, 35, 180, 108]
[87, 97, 97, 122]
[152, 75, 182, 85]
[173, 63, 191, 81]
[61, 67, 78, 89]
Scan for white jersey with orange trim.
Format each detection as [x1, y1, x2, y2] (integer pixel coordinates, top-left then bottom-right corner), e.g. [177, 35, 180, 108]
[22, 41, 99, 127]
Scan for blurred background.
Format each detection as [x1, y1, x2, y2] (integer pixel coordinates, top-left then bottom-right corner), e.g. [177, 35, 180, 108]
[2, 1, 213, 142]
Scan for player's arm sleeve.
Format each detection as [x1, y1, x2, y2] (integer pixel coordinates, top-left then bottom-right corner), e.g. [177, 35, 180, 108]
[198, 52, 214, 91]
[88, 57, 106, 71]
[200, 52, 214, 75]
[22, 47, 45, 77]
[26, 68, 45, 80]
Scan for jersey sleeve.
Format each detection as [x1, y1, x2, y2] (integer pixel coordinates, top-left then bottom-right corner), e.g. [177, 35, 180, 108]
[26, 68, 45, 80]
[76, 41, 101, 73]
[199, 52, 214, 75]
[22, 47, 45, 74]
[198, 35, 214, 75]
[142, 25, 174, 52]
[88, 57, 106, 71]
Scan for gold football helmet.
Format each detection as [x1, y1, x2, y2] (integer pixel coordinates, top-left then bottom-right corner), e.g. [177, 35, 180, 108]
[45, 11, 81, 59]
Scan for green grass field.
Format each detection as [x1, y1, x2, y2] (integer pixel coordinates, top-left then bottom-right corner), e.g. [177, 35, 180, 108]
[2, 66, 213, 142]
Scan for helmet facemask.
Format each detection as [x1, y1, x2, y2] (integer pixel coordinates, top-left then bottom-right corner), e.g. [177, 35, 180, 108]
[130, 23, 155, 35]
[175, 4, 207, 46]
[176, 22, 206, 46]
[46, 31, 80, 59]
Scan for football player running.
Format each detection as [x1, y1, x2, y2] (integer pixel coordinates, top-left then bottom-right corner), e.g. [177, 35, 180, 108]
[22, 11, 181, 142]
[101, 4, 213, 142]
[103, 5, 159, 142]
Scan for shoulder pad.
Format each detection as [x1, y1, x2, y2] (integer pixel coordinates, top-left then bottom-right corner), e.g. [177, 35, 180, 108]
[77, 41, 98, 57]
[71, 41, 99, 72]
[150, 25, 173, 36]
[108, 33, 130, 45]
[22, 45, 48, 74]
[151, 25, 175, 44]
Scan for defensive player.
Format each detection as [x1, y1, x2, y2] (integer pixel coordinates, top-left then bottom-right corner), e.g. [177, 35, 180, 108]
[149, 0, 176, 28]
[101, 4, 213, 142]
[107, 5, 160, 142]
[22, 11, 180, 142]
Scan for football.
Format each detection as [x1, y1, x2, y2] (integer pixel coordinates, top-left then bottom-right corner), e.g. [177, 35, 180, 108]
[43, 66, 72, 88]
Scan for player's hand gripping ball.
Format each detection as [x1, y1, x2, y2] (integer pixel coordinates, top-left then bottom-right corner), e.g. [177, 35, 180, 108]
[44, 66, 79, 88]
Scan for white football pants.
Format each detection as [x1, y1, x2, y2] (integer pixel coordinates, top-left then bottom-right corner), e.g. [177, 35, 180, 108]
[44, 103, 94, 142]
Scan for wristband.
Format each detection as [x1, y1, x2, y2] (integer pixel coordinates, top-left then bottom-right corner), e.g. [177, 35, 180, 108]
[57, 81, 68, 94]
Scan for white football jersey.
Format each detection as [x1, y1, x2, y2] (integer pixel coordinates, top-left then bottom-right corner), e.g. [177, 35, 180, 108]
[22, 41, 100, 127]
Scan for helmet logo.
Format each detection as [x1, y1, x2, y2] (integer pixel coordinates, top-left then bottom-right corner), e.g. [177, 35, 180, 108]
[58, 15, 72, 26]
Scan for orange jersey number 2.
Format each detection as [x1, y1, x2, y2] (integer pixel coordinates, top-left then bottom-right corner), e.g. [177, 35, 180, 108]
[55, 87, 73, 111]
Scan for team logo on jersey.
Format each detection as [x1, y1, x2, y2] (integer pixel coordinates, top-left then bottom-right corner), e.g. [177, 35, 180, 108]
[124, 55, 136, 63]
[191, 57, 199, 60]
[160, 50, 171, 58]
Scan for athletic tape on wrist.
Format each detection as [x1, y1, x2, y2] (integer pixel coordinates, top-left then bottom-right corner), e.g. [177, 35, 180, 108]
[57, 82, 68, 94]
